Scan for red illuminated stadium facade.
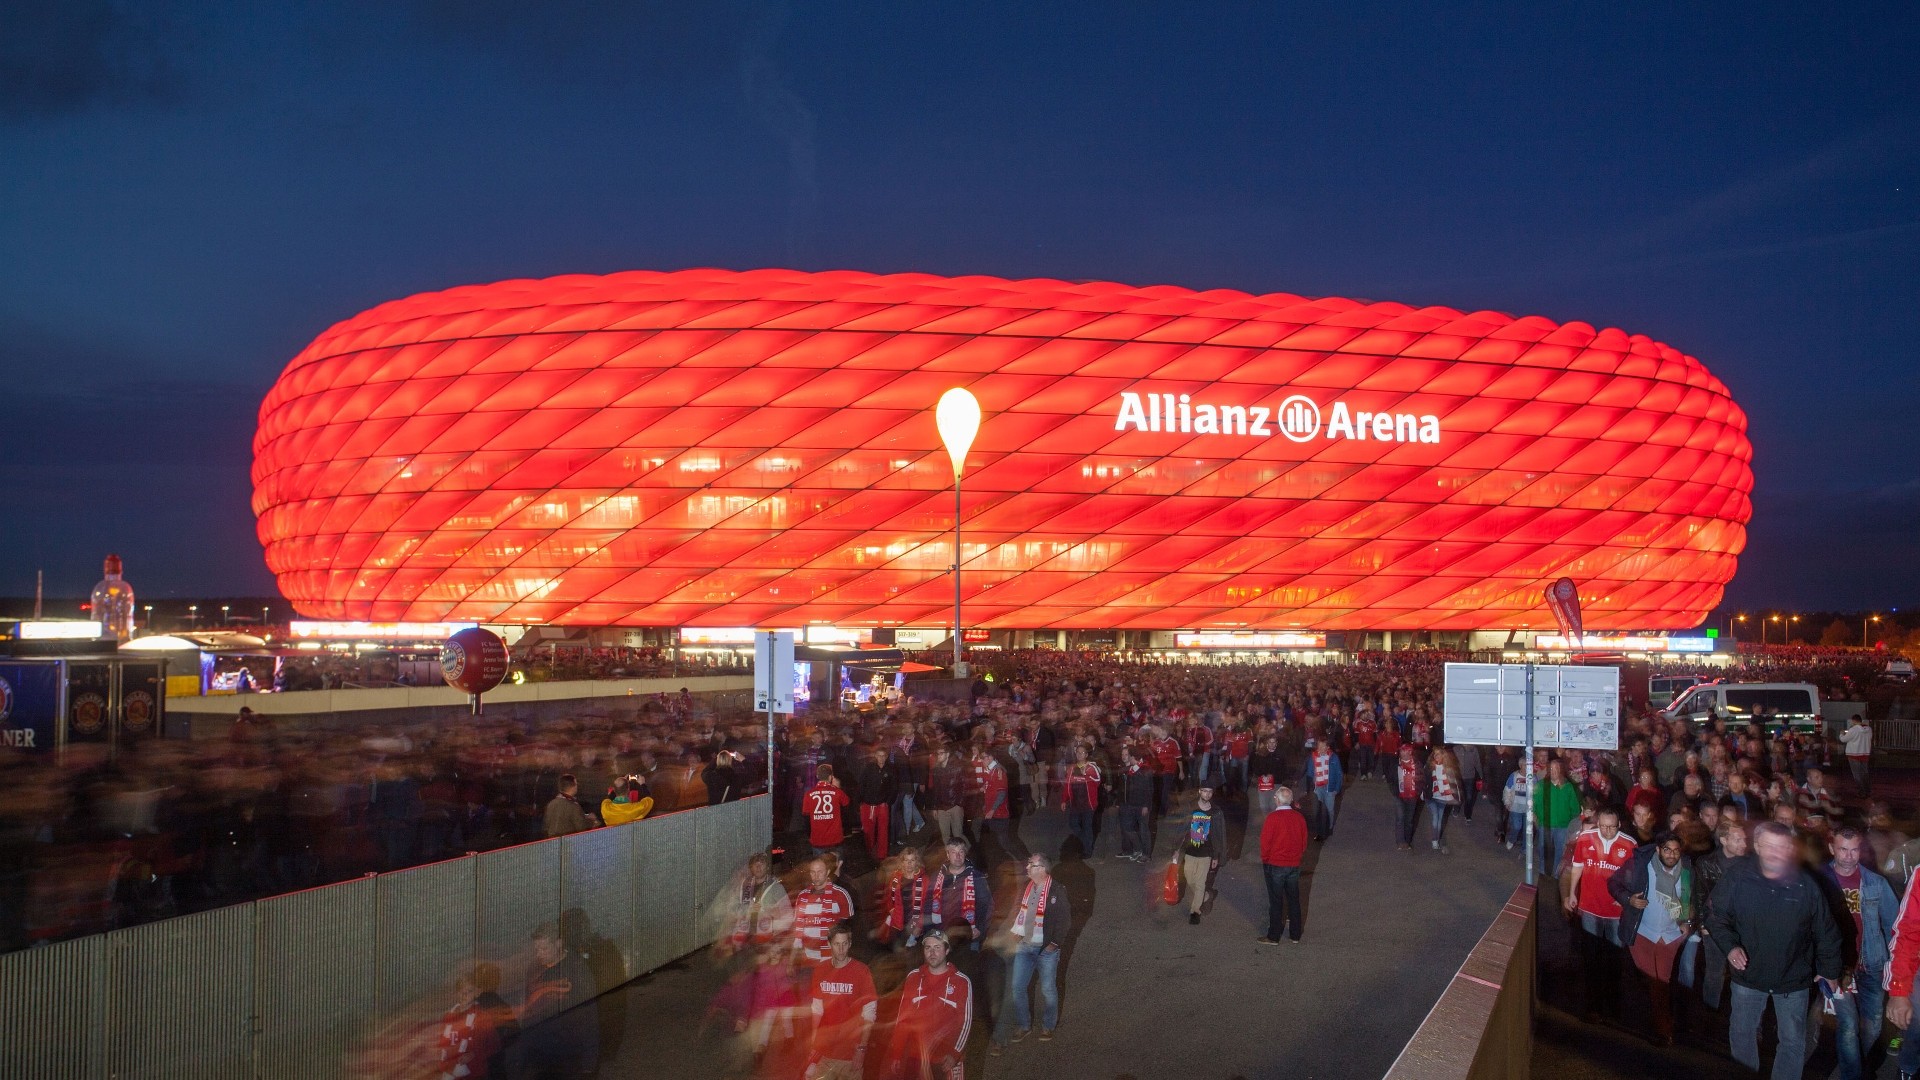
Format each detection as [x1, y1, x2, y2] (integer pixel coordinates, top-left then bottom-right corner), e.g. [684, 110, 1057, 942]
[252, 269, 1752, 632]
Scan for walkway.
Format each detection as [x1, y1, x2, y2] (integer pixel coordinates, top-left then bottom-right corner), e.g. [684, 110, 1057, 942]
[597, 777, 1517, 1080]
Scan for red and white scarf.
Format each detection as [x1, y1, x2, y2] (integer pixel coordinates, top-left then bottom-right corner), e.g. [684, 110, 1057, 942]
[1010, 880, 1051, 940]
[1313, 753, 1331, 787]
[930, 867, 978, 927]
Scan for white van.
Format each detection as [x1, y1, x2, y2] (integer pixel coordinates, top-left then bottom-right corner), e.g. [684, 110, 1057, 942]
[1662, 682, 1822, 730]
[1649, 674, 1708, 710]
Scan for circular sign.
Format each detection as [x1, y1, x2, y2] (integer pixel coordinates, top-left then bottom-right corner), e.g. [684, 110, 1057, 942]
[124, 690, 155, 734]
[71, 692, 107, 736]
[0, 676, 12, 725]
[441, 628, 509, 696]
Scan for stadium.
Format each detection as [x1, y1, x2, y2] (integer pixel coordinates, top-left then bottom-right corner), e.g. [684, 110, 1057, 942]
[252, 269, 1753, 633]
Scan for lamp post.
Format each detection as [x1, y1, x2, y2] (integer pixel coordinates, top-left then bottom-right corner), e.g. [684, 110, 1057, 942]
[143, 604, 153, 631]
[221, 604, 230, 627]
[1866, 613, 1880, 648]
[935, 387, 981, 679]
[1735, 613, 1748, 643]
[188, 604, 198, 630]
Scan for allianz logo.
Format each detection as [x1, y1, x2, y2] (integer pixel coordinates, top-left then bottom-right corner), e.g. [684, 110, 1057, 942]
[1114, 390, 1442, 444]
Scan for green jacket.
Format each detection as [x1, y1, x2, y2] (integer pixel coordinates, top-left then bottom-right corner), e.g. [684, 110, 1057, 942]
[1534, 779, 1582, 829]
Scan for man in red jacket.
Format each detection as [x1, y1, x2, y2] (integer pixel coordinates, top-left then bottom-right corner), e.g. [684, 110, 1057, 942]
[1258, 786, 1311, 944]
[884, 930, 973, 1079]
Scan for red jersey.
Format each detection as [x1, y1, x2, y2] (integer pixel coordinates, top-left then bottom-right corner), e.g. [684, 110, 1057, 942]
[886, 964, 973, 1071]
[1569, 829, 1636, 919]
[805, 783, 850, 847]
[970, 757, 1009, 819]
[1226, 731, 1252, 760]
[1353, 718, 1377, 748]
[793, 883, 856, 962]
[1151, 737, 1180, 774]
[807, 958, 877, 1064]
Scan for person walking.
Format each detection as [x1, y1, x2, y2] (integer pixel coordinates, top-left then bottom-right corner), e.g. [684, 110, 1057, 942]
[1564, 807, 1636, 1023]
[1501, 765, 1532, 852]
[1306, 739, 1343, 842]
[806, 922, 877, 1080]
[928, 838, 993, 954]
[1062, 747, 1102, 859]
[882, 931, 973, 1080]
[805, 765, 852, 860]
[1454, 744, 1483, 824]
[1536, 757, 1583, 875]
[1172, 783, 1223, 925]
[1427, 748, 1462, 854]
[1706, 820, 1843, 1080]
[968, 743, 1019, 861]
[853, 746, 897, 864]
[1391, 746, 1424, 852]
[926, 747, 966, 849]
[542, 774, 593, 839]
[989, 853, 1071, 1054]
[1258, 786, 1310, 944]
[1808, 827, 1896, 1080]
[1116, 745, 1154, 862]
[1608, 832, 1694, 1045]
[793, 857, 858, 964]
[1695, 818, 1751, 1013]
[1841, 715, 1873, 796]
[879, 846, 931, 951]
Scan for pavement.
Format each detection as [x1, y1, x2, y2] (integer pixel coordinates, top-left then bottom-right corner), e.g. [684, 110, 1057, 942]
[590, 776, 1519, 1080]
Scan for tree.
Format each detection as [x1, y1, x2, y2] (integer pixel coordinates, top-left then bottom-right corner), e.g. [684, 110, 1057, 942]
[1820, 619, 1854, 647]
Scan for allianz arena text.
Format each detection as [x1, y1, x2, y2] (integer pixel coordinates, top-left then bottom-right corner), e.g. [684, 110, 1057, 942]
[252, 269, 1752, 631]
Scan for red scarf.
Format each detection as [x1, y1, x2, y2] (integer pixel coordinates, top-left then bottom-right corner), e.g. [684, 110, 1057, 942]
[886, 870, 928, 932]
[930, 866, 978, 926]
[1398, 760, 1418, 799]
[1011, 880, 1051, 940]
[1314, 753, 1331, 787]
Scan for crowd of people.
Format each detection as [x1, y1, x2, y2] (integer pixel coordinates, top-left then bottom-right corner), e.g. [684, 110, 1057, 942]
[0, 695, 766, 953]
[8, 641, 1918, 1080]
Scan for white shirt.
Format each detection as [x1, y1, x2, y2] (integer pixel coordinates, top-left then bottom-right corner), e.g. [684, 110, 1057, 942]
[1843, 725, 1873, 757]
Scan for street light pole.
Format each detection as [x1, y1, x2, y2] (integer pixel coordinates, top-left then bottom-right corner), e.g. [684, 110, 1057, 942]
[936, 388, 982, 680]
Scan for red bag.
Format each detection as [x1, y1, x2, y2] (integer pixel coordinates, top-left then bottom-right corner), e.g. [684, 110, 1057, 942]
[1161, 861, 1182, 905]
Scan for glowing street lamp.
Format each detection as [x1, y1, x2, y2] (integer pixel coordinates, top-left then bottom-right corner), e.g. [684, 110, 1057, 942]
[936, 387, 982, 678]
[1735, 613, 1748, 642]
[1866, 613, 1881, 648]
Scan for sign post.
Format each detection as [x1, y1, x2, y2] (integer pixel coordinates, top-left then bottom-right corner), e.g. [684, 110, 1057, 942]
[754, 631, 796, 796]
[1445, 660, 1621, 887]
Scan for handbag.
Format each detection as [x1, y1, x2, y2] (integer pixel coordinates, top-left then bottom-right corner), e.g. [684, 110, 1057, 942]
[1161, 860, 1182, 905]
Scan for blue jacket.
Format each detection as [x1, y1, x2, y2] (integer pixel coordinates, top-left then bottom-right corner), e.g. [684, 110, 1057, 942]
[1819, 862, 1898, 975]
[1308, 751, 1343, 794]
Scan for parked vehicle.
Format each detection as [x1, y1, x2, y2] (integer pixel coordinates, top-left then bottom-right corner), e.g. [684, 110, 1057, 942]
[1662, 681, 1822, 730]
[1649, 674, 1708, 710]
[1887, 658, 1916, 683]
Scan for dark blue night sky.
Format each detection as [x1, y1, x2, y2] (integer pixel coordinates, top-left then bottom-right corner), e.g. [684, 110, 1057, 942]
[2, 2, 1915, 610]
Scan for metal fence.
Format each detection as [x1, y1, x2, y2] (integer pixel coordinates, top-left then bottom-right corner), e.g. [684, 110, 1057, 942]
[0, 795, 770, 1080]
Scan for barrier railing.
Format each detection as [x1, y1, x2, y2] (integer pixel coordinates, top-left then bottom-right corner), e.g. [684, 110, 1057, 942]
[1383, 884, 1537, 1080]
[0, 795, 771, 1079]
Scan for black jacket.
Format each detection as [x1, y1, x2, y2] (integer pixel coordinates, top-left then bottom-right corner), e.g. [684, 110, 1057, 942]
[1607, 844, 1694, 945]
[1119, 765, 1154, 809]
[998, 879, 1072, 949]
[1702, 858, 1843, 993]
[852, 759, 897, 806]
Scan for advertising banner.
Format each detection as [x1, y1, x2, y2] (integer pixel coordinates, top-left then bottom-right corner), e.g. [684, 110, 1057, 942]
[0, 662, 61, 751]
[1544, 578, 1584, 644]
[119, 661, 166, 741]
[66, 662, 112, 745]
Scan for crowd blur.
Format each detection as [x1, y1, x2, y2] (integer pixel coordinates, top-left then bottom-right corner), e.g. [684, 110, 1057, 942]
[0, 694, 767, 954]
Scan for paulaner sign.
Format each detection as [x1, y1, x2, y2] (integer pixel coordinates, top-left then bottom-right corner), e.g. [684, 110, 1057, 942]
[1114, 390, 1442, 444]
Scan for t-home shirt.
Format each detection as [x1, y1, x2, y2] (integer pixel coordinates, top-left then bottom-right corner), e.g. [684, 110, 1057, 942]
[1570, 829, 1636, 919]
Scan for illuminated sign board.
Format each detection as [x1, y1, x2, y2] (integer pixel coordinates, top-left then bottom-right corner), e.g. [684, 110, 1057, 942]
[288, 621, 475, 640]
[1115, 391, 1440, 444]
[1533, 634, 1716, 653]
[1174, 631, 1328, 649]
[11, 621, 105, 641]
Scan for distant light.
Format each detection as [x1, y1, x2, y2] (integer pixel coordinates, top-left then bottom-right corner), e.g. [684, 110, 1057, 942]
[936, 388, 981, 478]
[16, 620, 104, 640]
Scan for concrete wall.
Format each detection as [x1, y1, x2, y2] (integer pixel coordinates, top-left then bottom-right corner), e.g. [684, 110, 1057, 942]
[1384, 884, 1537, 1080]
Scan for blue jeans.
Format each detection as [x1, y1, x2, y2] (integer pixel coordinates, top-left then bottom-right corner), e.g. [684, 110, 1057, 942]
[1817, 966, 1885, 1080]
[1506, 809, 1525, 845]
[1264, 864, 1303, 940]
[1118, 805, 1149, 857]
[1730, 984, 1809, 1080]
[1067, 808, 1097, 855]
[1541, 825, 1570, 876]
[1428, 800, 1453, 842]
[1315, 789, 1337, 837]
[1901, 986, 1920, 1076]
[994, 943, 1060, 1042]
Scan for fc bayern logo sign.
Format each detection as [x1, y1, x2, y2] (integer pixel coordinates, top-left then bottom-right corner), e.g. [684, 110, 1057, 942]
[0, 676, 12, 725]
[442, 627, 509, 696]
